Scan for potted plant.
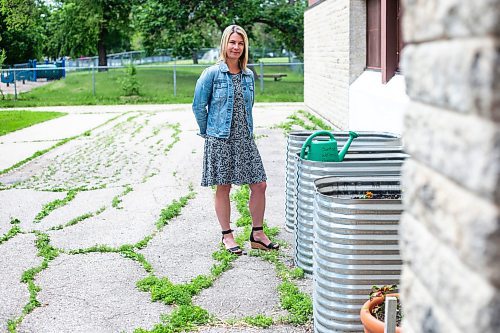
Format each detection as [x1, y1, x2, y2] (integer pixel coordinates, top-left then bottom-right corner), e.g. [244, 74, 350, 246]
[360, 285, 403, 333]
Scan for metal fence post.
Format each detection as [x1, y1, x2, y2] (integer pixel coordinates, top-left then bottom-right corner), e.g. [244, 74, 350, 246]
[173, 58, 177, 97]
[384, 296, 398, 333]
[259, 62, 264, 93]
[13, 70, 17, 101]
[92, 65, 96, 96]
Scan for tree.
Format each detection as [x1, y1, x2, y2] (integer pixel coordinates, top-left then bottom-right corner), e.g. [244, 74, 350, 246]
[134, 0, 214, 64]
[42, 2, 99, 59]
[135, 0, 306, 62]
[45, 0, 134, 67]
[0, 0, 44, 64]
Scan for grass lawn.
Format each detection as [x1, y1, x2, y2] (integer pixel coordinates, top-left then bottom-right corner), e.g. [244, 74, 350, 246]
[0, 64, 303, 107]
[0, 111, 67, 136]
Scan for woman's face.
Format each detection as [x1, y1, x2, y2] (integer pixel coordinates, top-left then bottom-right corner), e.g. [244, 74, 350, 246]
[226, 32, 244, 61]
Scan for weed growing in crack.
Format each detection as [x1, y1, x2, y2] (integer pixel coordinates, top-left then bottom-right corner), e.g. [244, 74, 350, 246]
[112, 184, 134, 209]
[243, 314, 274, 328]
[8, 232, 60, 331]
[230, 185, 252, 227]
[278, 281, 313, 324]
[0, 136, 76, 177]
[297, 110, 332, 130]
[230, 185, 312, 325]
[119, 244, 153, 273]
[34, 189, 79, 223]
[163, 123, 181, 156]
[134, 305, 211, 333]
[0, 224, 22, 245]
[273, 110, 332, 135]
[48, 206, 106, 231]
[136, 238, 238, 308]
[155, 191, 196, 229]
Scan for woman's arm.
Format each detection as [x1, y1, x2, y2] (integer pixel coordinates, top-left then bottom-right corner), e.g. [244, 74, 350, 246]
[192, 68, 214, 136]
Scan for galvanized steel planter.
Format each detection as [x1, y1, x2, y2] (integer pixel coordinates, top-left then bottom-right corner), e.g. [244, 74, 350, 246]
[285, 131, 401, 233]
[312, 176, 403, 333]
[294, 151, 406, 275]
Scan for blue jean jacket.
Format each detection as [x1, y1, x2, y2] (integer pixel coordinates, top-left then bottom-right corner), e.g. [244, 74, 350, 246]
[192, 62, 255, 138]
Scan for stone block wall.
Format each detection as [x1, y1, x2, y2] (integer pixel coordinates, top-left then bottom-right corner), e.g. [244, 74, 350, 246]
[400, 0, 500, 332]
[305, 0, 355, 129]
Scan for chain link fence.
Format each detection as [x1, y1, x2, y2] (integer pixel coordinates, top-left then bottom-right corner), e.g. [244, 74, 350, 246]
[0, 61, 304, 102]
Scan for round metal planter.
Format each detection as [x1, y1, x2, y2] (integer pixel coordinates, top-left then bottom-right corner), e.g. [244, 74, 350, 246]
[312, 176, 403, 333]
[294, 150, 407, 275]
[285, 131, 401, 233]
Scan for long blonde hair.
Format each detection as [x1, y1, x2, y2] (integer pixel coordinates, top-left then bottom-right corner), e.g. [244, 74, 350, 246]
[218, 25, 249, 71]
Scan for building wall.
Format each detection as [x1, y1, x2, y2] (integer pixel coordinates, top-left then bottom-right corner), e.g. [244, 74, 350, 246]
[400, 0, 500, 332]
[304, 0, 351, 129]
[305, 0, 407, 133]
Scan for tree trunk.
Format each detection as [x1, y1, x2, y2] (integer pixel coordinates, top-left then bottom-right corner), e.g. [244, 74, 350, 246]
[192, 50, 198, 64]
[97, 27, 108, 71]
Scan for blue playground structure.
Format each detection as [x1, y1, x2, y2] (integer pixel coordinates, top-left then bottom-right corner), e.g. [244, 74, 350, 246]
[1, 59, 65, 86]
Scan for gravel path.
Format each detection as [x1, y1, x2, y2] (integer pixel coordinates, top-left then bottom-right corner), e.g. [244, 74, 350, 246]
[0, 103, 313, 333]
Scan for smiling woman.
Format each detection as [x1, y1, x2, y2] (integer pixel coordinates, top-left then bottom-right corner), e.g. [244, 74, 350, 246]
[0, 111, 66, 136]
[192, 25, 279, 257]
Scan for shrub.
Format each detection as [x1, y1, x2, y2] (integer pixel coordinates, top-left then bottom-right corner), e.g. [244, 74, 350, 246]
[120, 63, 140, 96]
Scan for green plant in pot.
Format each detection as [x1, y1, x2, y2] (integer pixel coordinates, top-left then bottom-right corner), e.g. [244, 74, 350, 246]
[360, 285, 403, 333]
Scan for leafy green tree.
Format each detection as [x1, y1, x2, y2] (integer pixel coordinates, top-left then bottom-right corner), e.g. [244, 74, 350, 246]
[134, 0, 213, 64]
[135, 0, 306, 62]
[44, 0, 134, 67]
[42, 2, 99, 59]
[83, 0, 134, 67]
[0, 0, 45, 64]
[255, 0, 306, 59]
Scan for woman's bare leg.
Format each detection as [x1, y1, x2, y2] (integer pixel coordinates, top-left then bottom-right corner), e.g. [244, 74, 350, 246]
[215, 184, 238, 248]
[249, 182, 273, 245]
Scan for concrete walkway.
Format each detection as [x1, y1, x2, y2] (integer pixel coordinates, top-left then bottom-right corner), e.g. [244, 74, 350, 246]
[0, 103, 313, 333]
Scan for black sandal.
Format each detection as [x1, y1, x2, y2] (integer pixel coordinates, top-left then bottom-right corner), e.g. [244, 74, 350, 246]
[250, 226, 279, 250]
[221, 229, 244, 256]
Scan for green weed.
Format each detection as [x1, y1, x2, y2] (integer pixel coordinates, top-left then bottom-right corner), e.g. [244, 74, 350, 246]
[134, 305, 211, 333]
[112, 184, 133, 209]
[278, 281, 313, 324]
[156, 191, 195, 229]
[34, 189, 78, 222]
[243, 314, 274, 328]
[0, 225, 22, 245]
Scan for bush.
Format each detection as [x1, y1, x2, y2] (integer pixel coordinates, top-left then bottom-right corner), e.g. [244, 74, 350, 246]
[120, 63, 140, 96]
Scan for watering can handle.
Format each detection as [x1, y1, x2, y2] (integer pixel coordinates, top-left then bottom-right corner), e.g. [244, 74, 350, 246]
[299, 130, 336, 159]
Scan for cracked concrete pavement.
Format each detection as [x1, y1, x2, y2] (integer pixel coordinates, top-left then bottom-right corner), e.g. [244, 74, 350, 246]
[0, 103, 313, 333]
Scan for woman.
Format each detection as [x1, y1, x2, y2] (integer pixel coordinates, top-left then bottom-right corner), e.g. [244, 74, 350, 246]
[192, 25, 279, 255]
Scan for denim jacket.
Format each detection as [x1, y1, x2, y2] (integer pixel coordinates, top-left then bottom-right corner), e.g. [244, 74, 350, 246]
[192, 62, 255, 138]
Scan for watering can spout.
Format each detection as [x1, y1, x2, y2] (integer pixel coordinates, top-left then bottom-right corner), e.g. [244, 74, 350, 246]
[338, 131, 359, 161]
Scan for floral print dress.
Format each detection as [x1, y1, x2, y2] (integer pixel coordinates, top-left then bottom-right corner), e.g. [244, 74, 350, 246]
[201, 73, 267, 186]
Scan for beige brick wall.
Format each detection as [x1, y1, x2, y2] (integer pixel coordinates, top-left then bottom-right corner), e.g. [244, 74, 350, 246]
[304, 0, 351, 129]
[401, 0, 500, 331]
[304, 0, 368, 129]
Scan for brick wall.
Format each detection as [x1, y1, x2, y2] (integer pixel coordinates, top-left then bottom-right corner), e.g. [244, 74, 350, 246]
[304, 0, 351, 129]
[400, 0, 500, 332]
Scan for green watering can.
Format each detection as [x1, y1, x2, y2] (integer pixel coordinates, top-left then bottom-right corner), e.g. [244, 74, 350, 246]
[300, 130, 359, 162]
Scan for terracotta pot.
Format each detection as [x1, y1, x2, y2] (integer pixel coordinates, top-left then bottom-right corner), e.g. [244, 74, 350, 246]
[360, 293, 402, 333]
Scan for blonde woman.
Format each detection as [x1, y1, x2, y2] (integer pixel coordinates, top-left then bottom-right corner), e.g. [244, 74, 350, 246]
[192, 25, 279, 255]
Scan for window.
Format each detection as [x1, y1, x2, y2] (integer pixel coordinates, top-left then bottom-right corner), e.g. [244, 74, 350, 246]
[366, 0, 403, 83]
